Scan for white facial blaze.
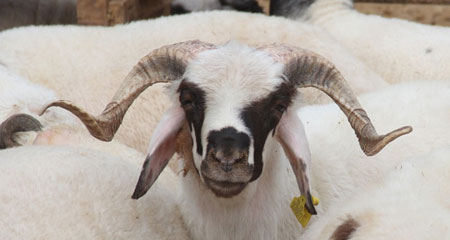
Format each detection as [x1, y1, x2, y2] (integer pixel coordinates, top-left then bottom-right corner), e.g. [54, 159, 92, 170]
[248, 144, 255, 165]
[180, 41, 285, 172]
[191, 133, 203, 171]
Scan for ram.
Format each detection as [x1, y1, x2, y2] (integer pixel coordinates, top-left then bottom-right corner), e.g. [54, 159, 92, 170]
[270, 0, 450, 83]
[0, 66, 188, 239]
[42, 40, 410, 239]
[0, 10, 388, 153]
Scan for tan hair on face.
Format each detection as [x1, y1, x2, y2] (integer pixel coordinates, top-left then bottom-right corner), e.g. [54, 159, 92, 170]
[175, 122, 196, 176]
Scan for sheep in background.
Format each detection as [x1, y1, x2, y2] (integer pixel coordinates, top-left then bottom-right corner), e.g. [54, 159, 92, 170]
[0, 63, 68, 148]
[270, 0, 450, 83]
[0, 63, 85, 148]
[0, 145, 189, 240]
[0, 10, 389, 153]
[301, 147, 450, 239]
[0, 0, 77, 31]
[170, 0, 263, 14]
[0, 65, 189, 240]
[42, 40, 410, 239]
[300, 80, 450, 215]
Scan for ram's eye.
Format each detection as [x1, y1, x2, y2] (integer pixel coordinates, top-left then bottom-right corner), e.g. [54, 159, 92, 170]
[181, 99, 194, 106]
[275, 104, 286, 115]
[180, 92, 195, 109]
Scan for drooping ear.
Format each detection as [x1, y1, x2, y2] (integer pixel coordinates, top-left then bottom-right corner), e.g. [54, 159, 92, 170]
[132, 106, 186, 199]
[274, 108, 317, 215]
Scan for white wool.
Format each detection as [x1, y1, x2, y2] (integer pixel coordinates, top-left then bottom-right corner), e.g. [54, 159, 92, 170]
[0, 145, 188, 240]
[302, 80, 450, 213]
[0, 64, 56, 119]
[0, 64, 81, 135]
[293, 0, 450, 83]
[302, 147, 450, 239]
[0, 10, 388, 153]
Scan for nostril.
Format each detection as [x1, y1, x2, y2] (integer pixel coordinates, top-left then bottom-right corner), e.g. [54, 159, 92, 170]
[221, 163, 232, 172]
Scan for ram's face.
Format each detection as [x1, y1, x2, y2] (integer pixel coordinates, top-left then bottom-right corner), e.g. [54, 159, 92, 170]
[176, 43, 296, 197]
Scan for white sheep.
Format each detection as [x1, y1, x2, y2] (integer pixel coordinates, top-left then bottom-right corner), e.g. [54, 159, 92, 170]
[296, 80, 450, 239]
[0, 65, 189, 239]
[270, 0, 450, 83]
[301, 146, 450, 240]
[0, 10, 389, 153]
[301, 80, 450, 214]
[0, 145, 189, 240]
[42, 40, 410, 239]
[0, 63, 84, 148]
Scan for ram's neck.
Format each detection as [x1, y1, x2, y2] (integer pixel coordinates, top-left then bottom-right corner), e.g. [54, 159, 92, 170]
[178, 141, 303, 240]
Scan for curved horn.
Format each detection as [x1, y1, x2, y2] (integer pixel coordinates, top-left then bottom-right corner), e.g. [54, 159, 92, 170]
[40, 40, 216, 141]
[0, 114, 42, 149]
[260, 43, 412, 156]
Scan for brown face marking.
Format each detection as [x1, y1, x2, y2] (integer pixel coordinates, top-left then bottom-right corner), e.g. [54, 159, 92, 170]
[178, 80, 207, 156]
[175, 123, 197, 177]
[240, 81, 297, 181]
[331, 217, 360, 240]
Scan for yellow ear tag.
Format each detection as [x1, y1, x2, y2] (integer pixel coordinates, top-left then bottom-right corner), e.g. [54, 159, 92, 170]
[290, 195, 320, 228]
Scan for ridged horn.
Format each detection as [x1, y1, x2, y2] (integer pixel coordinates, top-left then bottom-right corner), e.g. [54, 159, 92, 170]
[260, 43, 412, 156]
[0, 114, 42, 149]
[40, 40, 216, 141]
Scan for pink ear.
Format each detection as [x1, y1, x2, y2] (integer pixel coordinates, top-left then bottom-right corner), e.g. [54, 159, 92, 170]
[132, 106, 186, 199]
[275, 109, 317, 215]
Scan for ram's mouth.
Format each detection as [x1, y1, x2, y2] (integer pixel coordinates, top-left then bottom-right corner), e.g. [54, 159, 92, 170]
[203, 176, 248, 198]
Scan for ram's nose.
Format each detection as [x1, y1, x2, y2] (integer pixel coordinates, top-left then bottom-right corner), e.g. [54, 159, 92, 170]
[206, 127, 251, 172]
[212, 149, 248, 172]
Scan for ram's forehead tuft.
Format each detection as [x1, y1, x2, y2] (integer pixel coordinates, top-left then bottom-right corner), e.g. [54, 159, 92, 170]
[184, 41, 285, 104]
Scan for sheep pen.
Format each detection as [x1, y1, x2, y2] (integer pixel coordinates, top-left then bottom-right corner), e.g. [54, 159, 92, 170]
[1, 7, 448, 240]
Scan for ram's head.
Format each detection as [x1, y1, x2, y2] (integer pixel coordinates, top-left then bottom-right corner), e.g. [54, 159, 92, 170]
[41, 40, 411, 214]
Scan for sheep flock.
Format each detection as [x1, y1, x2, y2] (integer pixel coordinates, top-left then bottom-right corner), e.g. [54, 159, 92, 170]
[1, 1, 449, 239]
